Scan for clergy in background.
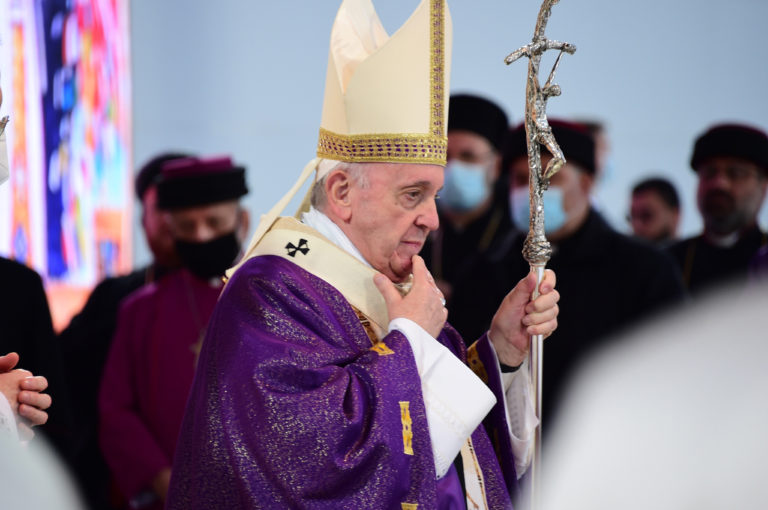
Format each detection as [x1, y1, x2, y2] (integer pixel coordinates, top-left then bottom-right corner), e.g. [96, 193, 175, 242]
[98, 156, 249, 509]
[421, 94, 514, 313]
[59, 152, 188, 510]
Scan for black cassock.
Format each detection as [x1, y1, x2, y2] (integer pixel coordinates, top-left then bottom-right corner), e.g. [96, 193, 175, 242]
[449, 209, 687, 435]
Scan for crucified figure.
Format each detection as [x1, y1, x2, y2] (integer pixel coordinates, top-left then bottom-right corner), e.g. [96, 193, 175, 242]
[505, 0, 575, 184]
[503, 2, 575, 506]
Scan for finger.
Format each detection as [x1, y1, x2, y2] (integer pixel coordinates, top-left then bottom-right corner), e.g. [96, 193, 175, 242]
[523, 304, 559, 326]
[0, 352, 19, 373]
[410, 255, 431, 287]
[20, 375, 48, 392]
[18, 404, 48, 427]
[527, 318, 558, 337]
[538, 269, 557, 294]
[526, 289, 560, 314]
[19, 390, 52, 411]
[373, 273, 401, 307]
[506, 271, 538, 309]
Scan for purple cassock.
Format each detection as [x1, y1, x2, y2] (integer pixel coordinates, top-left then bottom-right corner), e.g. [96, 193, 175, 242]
[99, 269, 222, 506]
[167, 256, 519, 509]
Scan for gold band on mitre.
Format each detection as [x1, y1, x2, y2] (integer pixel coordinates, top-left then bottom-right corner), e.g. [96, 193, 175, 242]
[316, 0, 451, 166]
[317, 129, 447, 165]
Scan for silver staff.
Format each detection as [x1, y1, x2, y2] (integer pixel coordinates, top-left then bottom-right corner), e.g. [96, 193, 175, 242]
[505, 0, 575, 506]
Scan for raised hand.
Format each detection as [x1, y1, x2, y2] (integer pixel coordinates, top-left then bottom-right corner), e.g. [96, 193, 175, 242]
[489, 269, 559, 367]
[373, 255, 448, 338]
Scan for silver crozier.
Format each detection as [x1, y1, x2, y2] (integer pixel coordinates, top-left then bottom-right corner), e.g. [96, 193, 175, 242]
[505, 0, 575, 506]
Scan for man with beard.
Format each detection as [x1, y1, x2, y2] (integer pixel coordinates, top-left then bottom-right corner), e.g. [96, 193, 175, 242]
[98, 156, 249, 509]
[669, 123, 768, 295]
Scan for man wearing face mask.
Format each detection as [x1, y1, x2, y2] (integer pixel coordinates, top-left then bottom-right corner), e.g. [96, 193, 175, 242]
[450, 120, 685, 433]
[98, 155, 249, 509]
[668, 123, 768, 295]
[58, 152, 188, 510]
[421, 94, 514, 304]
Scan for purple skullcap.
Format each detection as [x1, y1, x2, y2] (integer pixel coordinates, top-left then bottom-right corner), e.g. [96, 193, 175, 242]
[690, 123, 768, 175]
[156, 156, 248, 210]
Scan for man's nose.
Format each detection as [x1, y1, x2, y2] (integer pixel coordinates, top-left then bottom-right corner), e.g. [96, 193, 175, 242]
[417, 198, 440, 231]
[191, 224, 217, 242]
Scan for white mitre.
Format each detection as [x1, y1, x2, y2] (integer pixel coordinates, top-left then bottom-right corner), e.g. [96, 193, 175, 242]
[230, 0, 452, 277]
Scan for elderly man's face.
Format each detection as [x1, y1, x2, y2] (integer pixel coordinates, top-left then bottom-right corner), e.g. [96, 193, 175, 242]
[345, 163, 442, 283]
[696, 156, 767, 235]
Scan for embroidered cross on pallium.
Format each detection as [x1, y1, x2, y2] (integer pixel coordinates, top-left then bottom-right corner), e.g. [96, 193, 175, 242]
[285, 238, 310, 257]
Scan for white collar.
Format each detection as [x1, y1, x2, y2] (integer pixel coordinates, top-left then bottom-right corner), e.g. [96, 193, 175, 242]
[705, 230, 741, 248]
[301, 206, 373, 269]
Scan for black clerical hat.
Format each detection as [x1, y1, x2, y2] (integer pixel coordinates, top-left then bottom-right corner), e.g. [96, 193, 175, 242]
[448, 94, 509, 151]
[690, 123, 768, 175]
[156, 156, 248, 210]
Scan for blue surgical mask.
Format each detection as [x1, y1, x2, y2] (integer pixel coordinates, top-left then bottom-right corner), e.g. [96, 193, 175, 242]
[439, 160, 490, 212]
[510, 186, 567, 234]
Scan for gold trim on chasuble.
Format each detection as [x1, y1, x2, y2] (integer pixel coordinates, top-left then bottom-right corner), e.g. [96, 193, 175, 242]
[401, 504, 419, 510]
[316, 0, 447, 165]
[399, 401, 414, 456]
[371, 341, 395, 356]
[466, 343, 489, 384]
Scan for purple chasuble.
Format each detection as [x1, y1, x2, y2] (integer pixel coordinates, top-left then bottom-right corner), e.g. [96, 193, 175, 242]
[437, 464, 465, 509]
[167, 256, 518, 509]
[99, 269, 221, 503]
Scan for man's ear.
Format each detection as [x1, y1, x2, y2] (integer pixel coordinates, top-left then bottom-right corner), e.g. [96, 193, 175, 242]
[237, 208, 250, 242]
[325, 169, 353, 221]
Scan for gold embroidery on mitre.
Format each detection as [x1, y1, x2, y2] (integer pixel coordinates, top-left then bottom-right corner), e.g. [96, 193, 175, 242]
[401, 504, 419, 510]
[399, 401, 414, 455]
[371, 341, 394, 356]
[430, 0, 446, 138]
[317, 129, 447, 165]
[316, 0, 449, 165]
[466, 343, 489, 384]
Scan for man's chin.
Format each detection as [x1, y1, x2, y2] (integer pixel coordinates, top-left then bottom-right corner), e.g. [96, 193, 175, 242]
[386, 257, 415, 283]
[388, 265, 412, 284]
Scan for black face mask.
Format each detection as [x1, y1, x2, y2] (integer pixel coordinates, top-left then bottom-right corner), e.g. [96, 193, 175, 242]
[175, 231, 241, 280]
